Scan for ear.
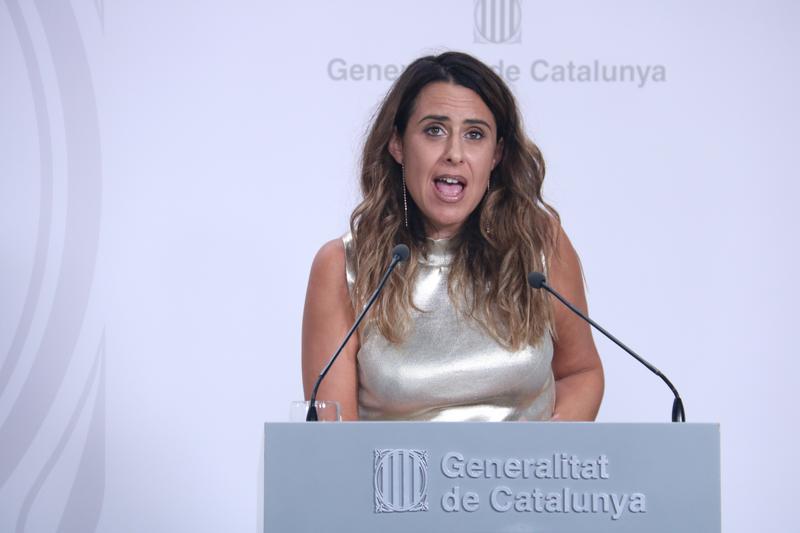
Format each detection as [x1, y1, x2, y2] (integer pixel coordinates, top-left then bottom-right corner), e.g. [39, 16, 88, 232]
[492, 138, 504, 170]
[388, 128, 404, 165]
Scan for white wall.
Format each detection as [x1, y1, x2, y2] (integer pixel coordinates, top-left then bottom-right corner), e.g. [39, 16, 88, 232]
[1, 0, 798, 531]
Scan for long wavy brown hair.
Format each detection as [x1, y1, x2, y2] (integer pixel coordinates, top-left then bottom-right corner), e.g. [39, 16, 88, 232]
[350, 51, 559, 351]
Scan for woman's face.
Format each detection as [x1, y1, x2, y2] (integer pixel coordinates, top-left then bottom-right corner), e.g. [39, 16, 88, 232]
[389, 82, 503, 239]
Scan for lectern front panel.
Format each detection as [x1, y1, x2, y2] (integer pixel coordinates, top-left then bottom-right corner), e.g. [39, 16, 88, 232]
[264, 422, 720, 532]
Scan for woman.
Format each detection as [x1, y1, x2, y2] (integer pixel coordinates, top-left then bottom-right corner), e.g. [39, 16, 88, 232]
[302, 51, 603, 421]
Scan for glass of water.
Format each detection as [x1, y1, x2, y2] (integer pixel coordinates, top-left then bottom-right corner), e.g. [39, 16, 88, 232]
[289, 400, 341, 422]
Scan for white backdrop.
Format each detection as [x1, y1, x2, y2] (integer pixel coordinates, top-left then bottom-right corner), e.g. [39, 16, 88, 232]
[1, 0, 798, 531]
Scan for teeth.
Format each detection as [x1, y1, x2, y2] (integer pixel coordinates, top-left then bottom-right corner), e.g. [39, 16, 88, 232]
[439, 177, 461, 184]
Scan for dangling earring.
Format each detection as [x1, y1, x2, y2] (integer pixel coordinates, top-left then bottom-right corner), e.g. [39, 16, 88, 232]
[485, 173, 492, 235]
[402, 164, 409, 229]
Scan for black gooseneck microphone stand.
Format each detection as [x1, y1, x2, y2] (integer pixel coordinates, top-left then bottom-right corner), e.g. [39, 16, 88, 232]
[527, 272, 686, 422]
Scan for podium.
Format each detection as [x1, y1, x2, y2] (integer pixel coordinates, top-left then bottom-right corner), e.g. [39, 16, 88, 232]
[263, 422, 719, 532]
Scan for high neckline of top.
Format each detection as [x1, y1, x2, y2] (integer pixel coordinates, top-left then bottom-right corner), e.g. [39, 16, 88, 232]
[421, 236, 457, 267]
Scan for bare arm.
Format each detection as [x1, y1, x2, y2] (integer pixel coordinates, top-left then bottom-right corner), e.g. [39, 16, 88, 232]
[301, 239, 360, 420]
[549, 225, 604, 421]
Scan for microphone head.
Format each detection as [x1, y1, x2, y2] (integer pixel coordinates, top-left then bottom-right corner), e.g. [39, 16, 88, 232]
[392, 244, 410, 262]
[527, 271, 546, 289]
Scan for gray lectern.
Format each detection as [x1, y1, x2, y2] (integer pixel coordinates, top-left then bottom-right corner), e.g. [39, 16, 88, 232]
[264, 422, 719, 532]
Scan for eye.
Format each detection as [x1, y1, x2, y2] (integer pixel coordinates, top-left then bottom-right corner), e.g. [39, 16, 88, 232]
[465, 130, 484, 140]
[424, 125, 446, 136]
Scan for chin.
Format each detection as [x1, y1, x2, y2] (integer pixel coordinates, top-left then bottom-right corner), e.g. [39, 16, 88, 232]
[420, 198, 481, 236]
[425, 213, 470, 235]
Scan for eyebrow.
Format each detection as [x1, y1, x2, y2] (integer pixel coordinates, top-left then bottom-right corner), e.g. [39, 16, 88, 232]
[417, 114, 493, 130]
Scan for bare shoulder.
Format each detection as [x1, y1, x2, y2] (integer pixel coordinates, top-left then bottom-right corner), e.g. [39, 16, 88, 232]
[311, 238, 345, 271]
[306, 239, 350, 307]
[308, 238, 348, 293]
[547, 217, 582, 283]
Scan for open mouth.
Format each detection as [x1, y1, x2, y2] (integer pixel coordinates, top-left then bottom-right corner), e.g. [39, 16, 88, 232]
[433, 175, 466, 200]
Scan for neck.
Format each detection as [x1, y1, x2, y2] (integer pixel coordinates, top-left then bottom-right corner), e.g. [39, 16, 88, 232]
[424, 222, 461, 240]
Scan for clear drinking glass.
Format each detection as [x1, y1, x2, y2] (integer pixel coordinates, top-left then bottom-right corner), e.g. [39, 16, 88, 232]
[289, 400, 341, 422]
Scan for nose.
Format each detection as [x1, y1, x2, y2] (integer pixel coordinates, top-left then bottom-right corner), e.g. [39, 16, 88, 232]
[445, 136, 464, 165]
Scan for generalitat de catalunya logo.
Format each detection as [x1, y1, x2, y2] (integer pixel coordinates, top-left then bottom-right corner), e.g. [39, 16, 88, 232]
[474, 0, 522, 44]
[374, 449, 429, 513]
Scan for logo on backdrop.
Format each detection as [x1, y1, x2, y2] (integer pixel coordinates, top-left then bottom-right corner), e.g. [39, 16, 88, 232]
[325, 0, 667, 87]
[374, 449, 429, 513]
[474, 0, 522, 44]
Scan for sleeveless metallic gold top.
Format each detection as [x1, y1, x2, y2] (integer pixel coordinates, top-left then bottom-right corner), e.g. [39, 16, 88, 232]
[343, 233, 555, 421]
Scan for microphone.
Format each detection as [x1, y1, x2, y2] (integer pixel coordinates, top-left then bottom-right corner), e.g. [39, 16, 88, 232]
[306, 244, 410, 421]
[527, 272, 686, 423]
